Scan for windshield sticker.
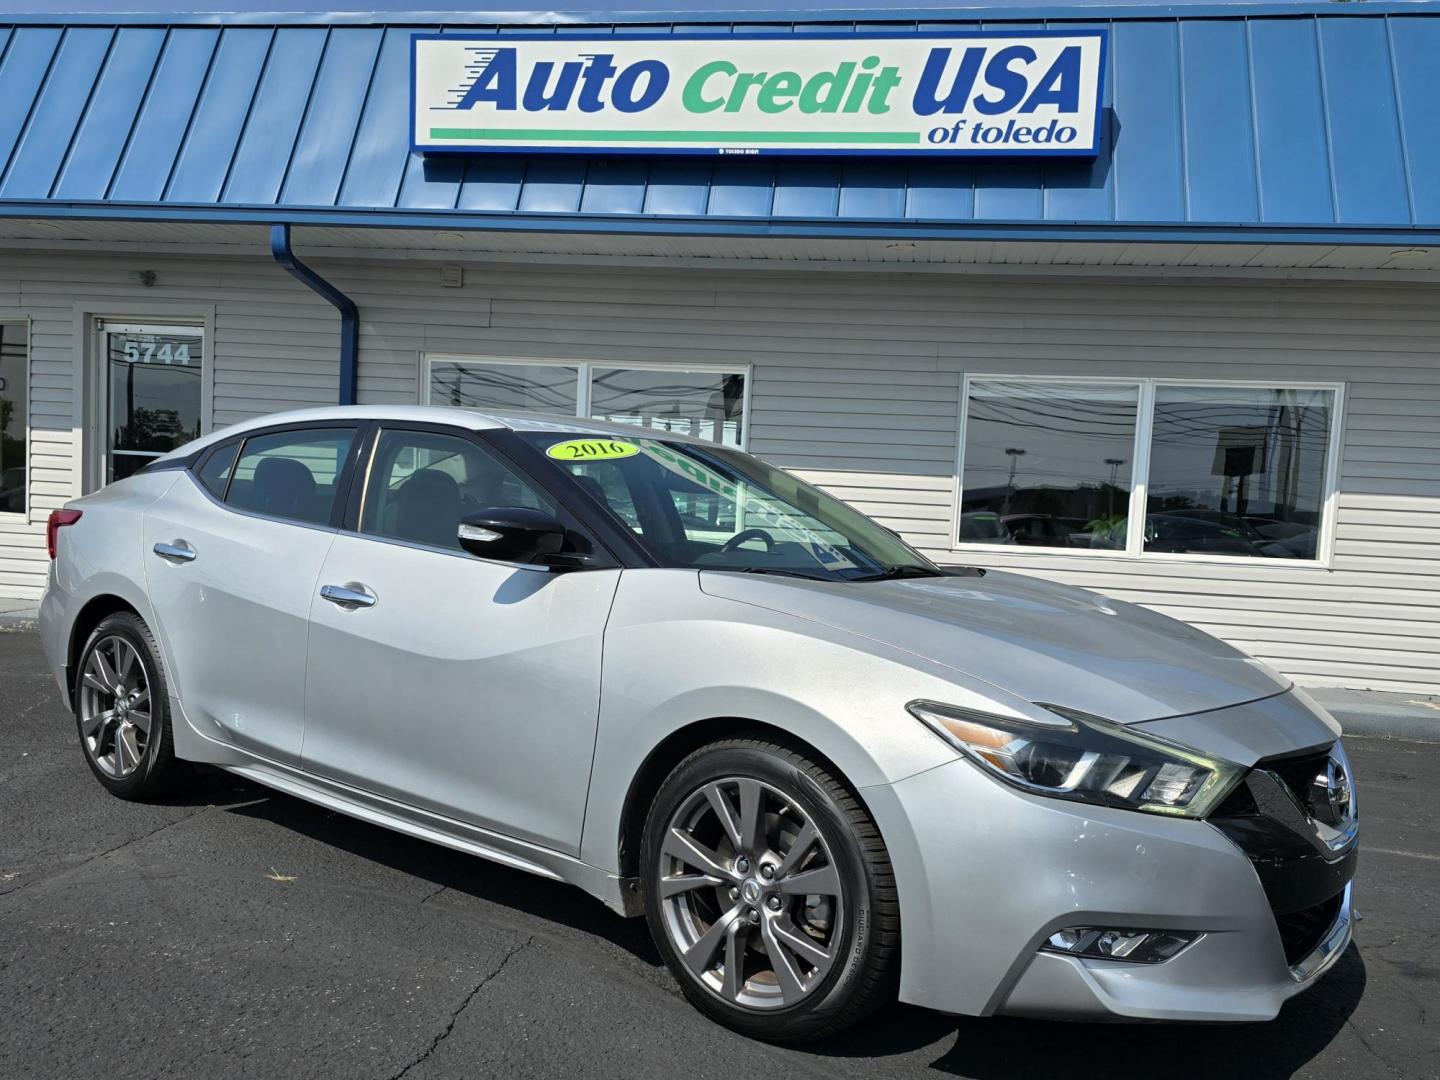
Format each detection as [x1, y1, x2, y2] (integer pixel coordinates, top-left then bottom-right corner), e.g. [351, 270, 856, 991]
[546, 438, 640, 462]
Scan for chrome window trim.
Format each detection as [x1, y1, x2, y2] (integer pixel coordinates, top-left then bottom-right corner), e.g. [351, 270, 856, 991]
[182, 468, 343, 538]
[182, 420, 363, 535]
[333, 524, 558, 574]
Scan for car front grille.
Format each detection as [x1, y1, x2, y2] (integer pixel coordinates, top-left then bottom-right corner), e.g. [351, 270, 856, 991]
[1274, 889, 1344, 966]
[1208, 741, 1357, 969]
[1264, 749, 1332, 817]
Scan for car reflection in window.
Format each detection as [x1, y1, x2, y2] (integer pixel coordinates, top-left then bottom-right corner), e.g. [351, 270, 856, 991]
[1089, 511, 1319, 558]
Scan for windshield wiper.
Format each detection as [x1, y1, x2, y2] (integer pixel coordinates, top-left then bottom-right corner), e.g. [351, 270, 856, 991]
[729, 566, 832, 581]
[851, 563, 949, 582]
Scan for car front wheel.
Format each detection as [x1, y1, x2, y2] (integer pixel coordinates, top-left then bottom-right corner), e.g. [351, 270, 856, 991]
[640, 736, 900, 1043]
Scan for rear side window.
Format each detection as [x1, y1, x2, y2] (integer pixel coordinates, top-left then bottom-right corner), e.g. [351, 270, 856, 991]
[195, 442, 239, 498]
[226, 428, 356, 526]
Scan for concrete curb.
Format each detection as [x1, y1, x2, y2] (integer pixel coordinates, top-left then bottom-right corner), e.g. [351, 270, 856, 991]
[0, 604, 38, 633]
[1307, 687, 1440, 744]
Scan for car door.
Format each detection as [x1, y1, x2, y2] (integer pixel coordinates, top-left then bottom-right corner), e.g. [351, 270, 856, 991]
[299, 424, 621, 855]
[142, 423, 362, 766]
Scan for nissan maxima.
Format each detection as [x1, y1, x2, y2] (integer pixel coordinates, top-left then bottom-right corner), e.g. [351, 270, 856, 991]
[38, 405, 1357, 1043]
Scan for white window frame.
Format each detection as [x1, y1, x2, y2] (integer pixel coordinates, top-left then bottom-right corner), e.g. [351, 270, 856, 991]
[0, 316, 30, 521]
[952, 373, 1346, 569]
[421, 353, 754, 449]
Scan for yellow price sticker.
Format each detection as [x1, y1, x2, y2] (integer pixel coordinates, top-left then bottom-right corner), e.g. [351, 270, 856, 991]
[545, 438, 640, 462]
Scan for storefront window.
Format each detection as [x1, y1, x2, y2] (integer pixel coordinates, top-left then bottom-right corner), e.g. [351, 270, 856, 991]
[1145, 386, 1334, 560]
[590, 367, 745, 446]
[429, 359, 580, 416]
[959, 380, 1138, 548]
[0, 322, 26, 515]
[956, 378, 1339, 561]
[426, 356, 747, 447]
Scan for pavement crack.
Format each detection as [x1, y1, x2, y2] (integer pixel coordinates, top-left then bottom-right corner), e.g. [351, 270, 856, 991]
[0, 807, 210, 899]
[1344, 1016, 1406, 1077]
[389, 935, 534, 1080]
[418, 883, 447, 906]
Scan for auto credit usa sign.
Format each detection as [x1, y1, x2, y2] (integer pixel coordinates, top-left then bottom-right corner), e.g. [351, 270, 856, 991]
[411, 31, 1108, 157]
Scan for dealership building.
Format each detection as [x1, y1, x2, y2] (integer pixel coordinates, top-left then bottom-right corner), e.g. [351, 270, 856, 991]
[0, 1, 1437, 694]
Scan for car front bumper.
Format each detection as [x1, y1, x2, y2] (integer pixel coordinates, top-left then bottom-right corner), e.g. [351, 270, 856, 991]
[863, 754, 1356, 1022]
[1000, 882, 1351, 1021]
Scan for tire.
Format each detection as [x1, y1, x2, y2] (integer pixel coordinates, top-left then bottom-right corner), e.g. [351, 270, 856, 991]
[72, 611, 186, 800]
[640, 736, 900, 1043]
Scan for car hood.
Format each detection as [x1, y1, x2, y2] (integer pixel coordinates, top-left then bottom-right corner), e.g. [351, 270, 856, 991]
[699, 569, 1290, 724]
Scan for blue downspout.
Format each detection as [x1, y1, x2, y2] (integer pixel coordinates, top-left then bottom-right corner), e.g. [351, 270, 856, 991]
[269, 223, 358, 406]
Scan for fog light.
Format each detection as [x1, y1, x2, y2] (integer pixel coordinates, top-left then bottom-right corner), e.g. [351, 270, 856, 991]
[1042, 927, 1199, 964]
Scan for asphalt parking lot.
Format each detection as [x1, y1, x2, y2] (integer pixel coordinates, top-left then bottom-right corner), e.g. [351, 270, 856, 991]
[1, 630, 1436, 1080]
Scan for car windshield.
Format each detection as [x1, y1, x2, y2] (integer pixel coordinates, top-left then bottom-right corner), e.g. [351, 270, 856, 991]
[523, 433, 941, 581]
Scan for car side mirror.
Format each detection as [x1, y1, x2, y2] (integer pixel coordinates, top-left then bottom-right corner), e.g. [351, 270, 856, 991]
[458, 507, 567, 566]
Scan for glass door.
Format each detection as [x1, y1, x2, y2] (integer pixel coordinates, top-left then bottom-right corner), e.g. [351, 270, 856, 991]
[99, 322, 204, 484]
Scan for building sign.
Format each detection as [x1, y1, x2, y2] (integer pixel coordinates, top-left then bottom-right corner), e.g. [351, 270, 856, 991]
[412, 31, 1107, 157]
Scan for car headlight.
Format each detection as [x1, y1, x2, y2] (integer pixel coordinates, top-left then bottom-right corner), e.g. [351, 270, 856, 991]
[907, 700, 1245, 818]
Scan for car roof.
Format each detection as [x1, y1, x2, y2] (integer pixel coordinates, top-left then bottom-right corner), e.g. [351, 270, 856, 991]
[159, 404, 719, 462]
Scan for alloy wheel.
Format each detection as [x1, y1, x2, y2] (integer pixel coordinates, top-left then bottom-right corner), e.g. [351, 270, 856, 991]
[657, 777, 844, 1010]
[78, 635, 152, 779]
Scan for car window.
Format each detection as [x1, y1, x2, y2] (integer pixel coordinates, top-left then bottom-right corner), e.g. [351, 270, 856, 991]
[195, 441, 239, 499]
[570, 460, 642, 532]
[564, 455, 851, 553]
[360, 428, 555, 552]
[226, 427, 356, 526]
[535, 435, 931, 580]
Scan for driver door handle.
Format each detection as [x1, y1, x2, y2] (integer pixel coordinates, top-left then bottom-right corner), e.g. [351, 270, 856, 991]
[153, 541, 197, 563]
[319, 583, 377, 610]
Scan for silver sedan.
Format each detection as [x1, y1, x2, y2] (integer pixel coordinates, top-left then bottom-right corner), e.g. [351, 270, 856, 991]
[38, 405, 1357, 1042]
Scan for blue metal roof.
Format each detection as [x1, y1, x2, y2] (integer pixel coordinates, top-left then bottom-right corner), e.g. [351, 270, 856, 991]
[2, 11, 1438, 243]
[4, 2, 1440, 24]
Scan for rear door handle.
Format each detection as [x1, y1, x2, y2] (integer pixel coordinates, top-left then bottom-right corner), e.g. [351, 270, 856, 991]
[319, 583, 377, 610]
[153, 541, 197, 563]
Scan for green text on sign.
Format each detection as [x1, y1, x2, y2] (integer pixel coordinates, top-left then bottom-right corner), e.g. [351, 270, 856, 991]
[412, 33, 1108, 157]
[546, 438, 641, 462]
[429, 128, 921, 145]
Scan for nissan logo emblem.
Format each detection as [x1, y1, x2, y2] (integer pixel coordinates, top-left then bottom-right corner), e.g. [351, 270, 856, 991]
[1311, 757, 1353, 827]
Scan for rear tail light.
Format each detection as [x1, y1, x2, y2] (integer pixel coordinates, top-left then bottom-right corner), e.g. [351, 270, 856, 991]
[46, 509, 82, 559]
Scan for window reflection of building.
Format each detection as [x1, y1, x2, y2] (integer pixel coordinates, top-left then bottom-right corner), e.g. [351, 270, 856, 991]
[958, 379, 1336, 561]
[429, 358, 747, 448]
[960, 380, 1139, 549]
[1146, 387, 1332, 559]
[103, 327, 204, 484]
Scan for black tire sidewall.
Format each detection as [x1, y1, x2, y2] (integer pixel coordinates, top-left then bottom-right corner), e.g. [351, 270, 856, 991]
[641, 742, 884, 1041]
[73, 613, 172, 798]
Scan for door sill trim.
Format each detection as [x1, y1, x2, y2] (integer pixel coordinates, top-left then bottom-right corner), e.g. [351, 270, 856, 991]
[218, 756, 642, 916]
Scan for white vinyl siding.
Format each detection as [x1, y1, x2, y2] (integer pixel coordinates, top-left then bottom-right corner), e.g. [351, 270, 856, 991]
[0, 248, 1435, 694]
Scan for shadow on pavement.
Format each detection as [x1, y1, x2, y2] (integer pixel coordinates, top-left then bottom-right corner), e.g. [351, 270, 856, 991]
[818, 947, 1368, 1079]
[215, 772, 663, 965]
[202, 771, 1367, 1077]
